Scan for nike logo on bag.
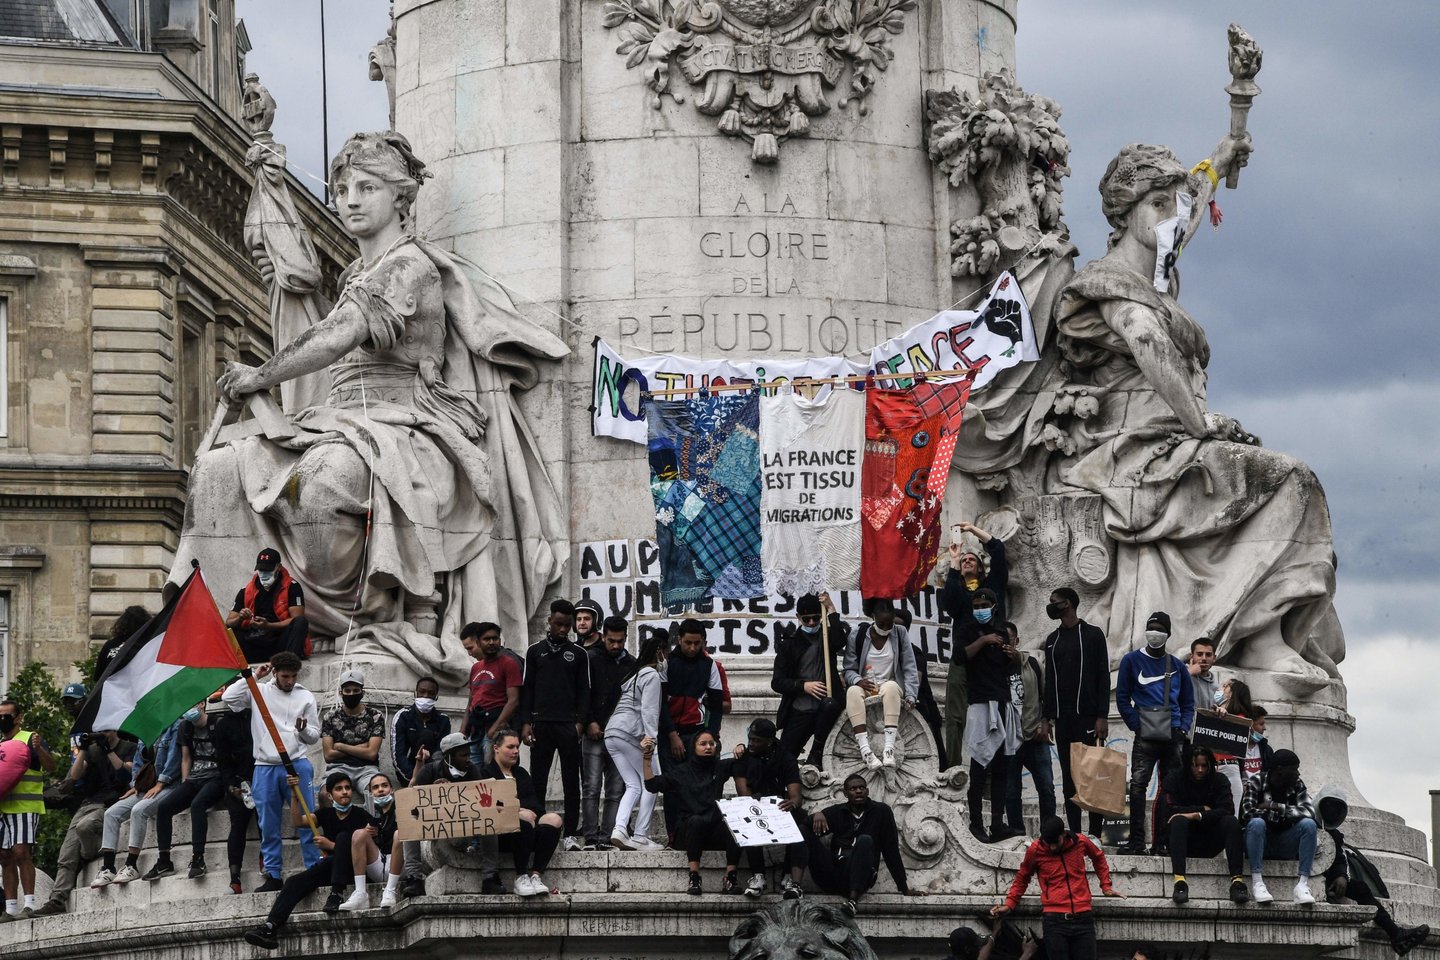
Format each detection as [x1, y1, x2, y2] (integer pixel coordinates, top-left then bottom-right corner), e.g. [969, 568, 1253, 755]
[1137, 674, 1166, 685]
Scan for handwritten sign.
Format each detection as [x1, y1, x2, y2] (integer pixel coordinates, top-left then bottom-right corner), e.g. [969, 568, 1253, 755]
[394, 778, 521, 842]
[1192, 710, 1252, 761]
[719, 796, 804, 847]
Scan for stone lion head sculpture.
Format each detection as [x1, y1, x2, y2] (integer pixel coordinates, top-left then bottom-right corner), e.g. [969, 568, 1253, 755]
[728, 901, 879, 960]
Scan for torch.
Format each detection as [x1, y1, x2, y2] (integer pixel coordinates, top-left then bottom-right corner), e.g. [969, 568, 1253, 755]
[1224, 23, 1262, 189]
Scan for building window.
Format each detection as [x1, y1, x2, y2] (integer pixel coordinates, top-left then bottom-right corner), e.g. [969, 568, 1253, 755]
[0, 592, 9, 694]
[210, 5, 223, 98]
[0, 297, 8, 439]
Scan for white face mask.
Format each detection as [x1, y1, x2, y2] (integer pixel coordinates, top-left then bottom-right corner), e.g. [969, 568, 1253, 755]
[447, 764, 464, 778]
[1144, 630, 1169, 650]
[257, 570, 277, 588]
[414, 697, 436, 713]
[1152, 190, 1194, 293]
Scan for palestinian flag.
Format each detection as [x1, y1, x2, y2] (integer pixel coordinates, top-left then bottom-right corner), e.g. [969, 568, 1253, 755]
[75, 567, 246, 745]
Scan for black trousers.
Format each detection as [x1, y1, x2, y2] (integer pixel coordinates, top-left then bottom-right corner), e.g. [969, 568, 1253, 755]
[1169, 813, 1243, 876]
[498, 819, 560, 873]
[266, 855, 335, 928]
[678, 807, 739, 866]
[1054, 716, 1104, 836]
[779, 700, 843, 768]
[154, 777, 227, 851]
[806, 833, 880, 898]
[744, 809, 809, 874]
[529, 721, 581, 835]
[1128, 731, 1184, 845]
[225, 789, 256, 876]
[236, 617, 309, 663]
[968, 751, 1011, 831]
[1041, 912, 1096, 960]
[660, 727, 703, 834]
[914, 657, 949, 770]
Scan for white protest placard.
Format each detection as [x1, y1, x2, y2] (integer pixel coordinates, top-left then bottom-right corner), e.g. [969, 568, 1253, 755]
[719, 796, 805, 847]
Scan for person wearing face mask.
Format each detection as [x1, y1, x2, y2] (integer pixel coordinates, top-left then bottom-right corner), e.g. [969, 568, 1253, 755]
[321, 669, 385, 798]
[642, 730, 741, 895]
[225, 548, 309, 664]
[1115, 611, 1195, 854]
[771, 593, 847, 770]
[338, 773, 404, 910]
[940, 522, 1011, 769]
[582, 617, 634, 850]
[952, 590, 1023, 843]
[843, 599, 920, 771]
[1240, 748, 1318, 905]
[1042, 587, 1111, 840]
[389, 676, 450, 788]
[148, 702, 226, 881]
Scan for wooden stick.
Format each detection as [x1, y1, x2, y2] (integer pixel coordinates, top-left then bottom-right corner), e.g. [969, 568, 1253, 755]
[820, 602, 836, 708]
[642, 368, 977, 398]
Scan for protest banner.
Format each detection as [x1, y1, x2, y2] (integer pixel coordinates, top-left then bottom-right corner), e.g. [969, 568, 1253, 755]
[1191, 710, 1253, 760]
[394, 778, 521, 842]
[719, 796, 804, 847]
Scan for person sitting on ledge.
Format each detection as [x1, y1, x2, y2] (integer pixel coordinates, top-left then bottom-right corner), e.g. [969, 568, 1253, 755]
[225, 547, 309, 664]
[843, 598, 919, 770]
[734, 718, 809, 899]
[805, 773, 923, 916]
[321, 668, 385, 797]
[338, 773, 404, 911]
[641, 729, 741, 896]
[1160, 746, 1248, 905]
[1240, 748, 1317, 905]
[479, 729, 564, 898]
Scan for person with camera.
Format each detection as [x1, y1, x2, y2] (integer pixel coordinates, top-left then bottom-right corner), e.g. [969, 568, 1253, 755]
[226, 547, 309, 664]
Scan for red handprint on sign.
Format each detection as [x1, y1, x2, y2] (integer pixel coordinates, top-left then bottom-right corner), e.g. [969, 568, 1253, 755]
[475, 782, 494, 808]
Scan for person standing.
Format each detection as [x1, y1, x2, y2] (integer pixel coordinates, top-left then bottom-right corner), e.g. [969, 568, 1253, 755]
[842, 598, 919, 770]
[225, 547, 309, 663]
[806, 773, 922, 916]
[1042, 587, 1111, 838]
[389, 676, 450, 788]
[1114, 612, 1194, 854]
[992, 815, 1125, 960]
[1186, 637, 1218, 717]
[320, 668, 385, 797]
[211, 704, 257, 894]
[1161, 746, 1247, 904]
[604, 632, 664, 850]
[221, 652, 321, 889]
[573, 598, 604, 651]
[939, 522, 1011, 766]
[0, 700, 56, 919]
[582, 616, 633, 849]
[460, 621, 521, 769]
[772, 593, 846, 769]
[1005, 623, 1056, 836]
[953, 590, 1021, 843]
[520, 599, 589, 848]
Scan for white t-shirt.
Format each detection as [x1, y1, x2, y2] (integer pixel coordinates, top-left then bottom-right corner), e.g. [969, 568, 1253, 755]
[864, 638, 897, 685]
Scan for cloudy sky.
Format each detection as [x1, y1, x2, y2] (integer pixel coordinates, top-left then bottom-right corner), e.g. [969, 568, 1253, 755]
[237, 0, 1440, 840]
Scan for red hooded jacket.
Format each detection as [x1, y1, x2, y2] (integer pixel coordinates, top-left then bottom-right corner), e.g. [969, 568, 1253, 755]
[1003, 832, 1115, 914]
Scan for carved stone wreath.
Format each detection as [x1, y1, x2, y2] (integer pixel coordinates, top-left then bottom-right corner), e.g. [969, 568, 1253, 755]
[598, 0, 917, 163]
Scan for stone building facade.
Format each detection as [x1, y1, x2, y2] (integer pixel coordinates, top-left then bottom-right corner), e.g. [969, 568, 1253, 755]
[0, 0, 352, 688]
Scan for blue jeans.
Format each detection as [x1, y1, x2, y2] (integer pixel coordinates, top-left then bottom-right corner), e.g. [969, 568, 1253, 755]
[253, 759, 319, 878]
[1246, 816, 1317, 876]
[1005, 738, 1057, 831]
[468, 707, 502, 770]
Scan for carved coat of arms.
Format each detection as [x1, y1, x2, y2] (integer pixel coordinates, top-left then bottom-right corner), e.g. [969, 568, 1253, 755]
[599, 0, 917, 162]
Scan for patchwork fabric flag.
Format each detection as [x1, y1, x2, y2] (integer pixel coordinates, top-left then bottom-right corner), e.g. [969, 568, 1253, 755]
[860, 384, 967, 598]
[759, 388, 864, 596]
[647, 392, 763, 608]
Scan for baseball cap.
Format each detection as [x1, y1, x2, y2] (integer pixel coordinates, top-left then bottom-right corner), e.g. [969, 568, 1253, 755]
[255, 547, 280, 572]
[63, 682, 87, 699]
[338, 668, 366, 689]
[1146, 611, 1172, 634]
[439, 732, 471, 755]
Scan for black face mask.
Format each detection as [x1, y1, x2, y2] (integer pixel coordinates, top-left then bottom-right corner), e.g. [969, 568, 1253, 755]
[1045, 602, 1066, 621]
[341, 693, 364, 709]
[0, 716, 14, 734]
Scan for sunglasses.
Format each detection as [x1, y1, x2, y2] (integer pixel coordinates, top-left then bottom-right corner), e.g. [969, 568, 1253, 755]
[799, 615, 822, 624]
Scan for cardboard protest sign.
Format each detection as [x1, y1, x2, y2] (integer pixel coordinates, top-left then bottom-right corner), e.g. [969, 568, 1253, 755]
[1191, 710, 1252, 760]
[719, 796, 804, 847]
[395, 778, 521, 842]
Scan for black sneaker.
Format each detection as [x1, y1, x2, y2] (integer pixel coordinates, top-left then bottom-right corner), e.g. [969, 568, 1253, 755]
[1229, 878, 1250, 904]
[481, 875, 505, 895]
[244, 924, 280, 950]
[687, 872, 702, 896]
[1395, 923, 1430, 956]
[840, 899, 857, 917]
[721, 872, 740, 895]
[1172, 879, 1189, 904]
[1116, 840, 1147, 855]
[988, 825, 1022, 843]
[188, 857, 207, 880]
[323, 892, 343, 913]
[143, 860, 176, 881]
[31, 899, 67, 917]
[400, 877, 426, 898]
[256, 873, 284, 893]
[968, 823, 990, 844]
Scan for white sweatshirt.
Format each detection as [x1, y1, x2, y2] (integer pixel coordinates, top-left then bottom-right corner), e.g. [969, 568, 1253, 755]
[222, 677, 321, 765]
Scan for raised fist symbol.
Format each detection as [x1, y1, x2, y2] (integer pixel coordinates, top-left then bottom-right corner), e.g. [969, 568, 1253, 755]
[981, 298, 1023, 345]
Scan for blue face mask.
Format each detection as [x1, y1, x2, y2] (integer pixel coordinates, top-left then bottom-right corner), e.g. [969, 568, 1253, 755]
[799, 623, 820, 635]
[183, 708, 202, 723]
[1213, 690, 1226, 706]
[373, 794, 394, 808]
[332, 801, 353, 814]
[1250, 731, 1265, 744]
[974, 608, 994, 624]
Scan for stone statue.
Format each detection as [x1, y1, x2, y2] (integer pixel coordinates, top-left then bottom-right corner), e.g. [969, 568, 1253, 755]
[172, 132, 570, 683]
[927, 36, 1344, 697]
[241, 73, 332, 414]
[729, 900, 879, 960]
[369, 2, 397, 130]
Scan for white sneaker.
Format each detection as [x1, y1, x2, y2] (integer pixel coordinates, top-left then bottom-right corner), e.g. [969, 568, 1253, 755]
[630, 836, 664, 852]
[881, 745, 897, 767]
[514, 875, 534, 897]
[744, 873, 766, 898]
[338, 889, 369, 912]
[91, 868, 118, 888]
[380, 888, 398, 909]
[609, 827, 633, 850]
[562, 835, 584, 852]
[113, 865, 142, 884]
[1293, 878, 1316, 905]
[862, 750, 882, 770]
[530, 874, 551, 896]
[1252, 878, 1274, 903]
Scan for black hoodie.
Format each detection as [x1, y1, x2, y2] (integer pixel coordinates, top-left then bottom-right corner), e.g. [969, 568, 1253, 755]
[1042, 619, 1111, 721]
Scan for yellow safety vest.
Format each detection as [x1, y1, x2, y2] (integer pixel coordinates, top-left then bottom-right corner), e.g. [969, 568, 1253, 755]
[0, 730, 45, 815]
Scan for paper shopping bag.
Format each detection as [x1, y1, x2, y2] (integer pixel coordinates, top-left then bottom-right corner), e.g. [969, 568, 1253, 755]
[1069, 741, 1127, 817]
